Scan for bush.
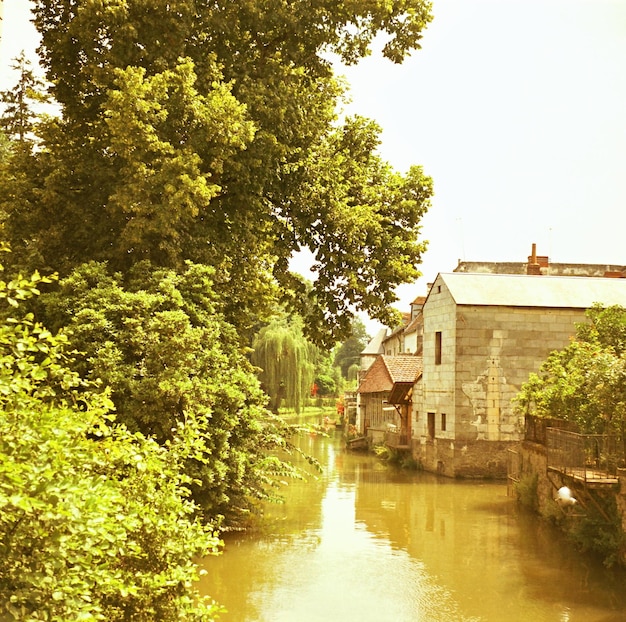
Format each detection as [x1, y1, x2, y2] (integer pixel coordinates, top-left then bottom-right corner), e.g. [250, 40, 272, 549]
[0, 265, 222, 621]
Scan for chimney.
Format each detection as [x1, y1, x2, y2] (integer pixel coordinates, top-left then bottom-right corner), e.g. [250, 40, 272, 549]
[527, 243, 542, 275]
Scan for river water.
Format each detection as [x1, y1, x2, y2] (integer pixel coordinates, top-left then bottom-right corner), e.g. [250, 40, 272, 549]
[199, 431, 626, 622]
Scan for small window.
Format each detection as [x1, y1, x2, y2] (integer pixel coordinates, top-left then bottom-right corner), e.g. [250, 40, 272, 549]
[427, 412, 435, 439]
[435, 331, 442, 365]
[441, 413, 447, 432]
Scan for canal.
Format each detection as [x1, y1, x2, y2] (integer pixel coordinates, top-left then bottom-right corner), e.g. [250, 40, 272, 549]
[199, 431, 626, 622]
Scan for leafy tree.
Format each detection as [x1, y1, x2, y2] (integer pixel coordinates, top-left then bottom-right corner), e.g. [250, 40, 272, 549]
[334, 316, 371, 378]
[0, 51, 49, 143]
[0, 259, 222, 621]
[38, 260, 311, 525]
[313, 373, 337, 397]
[1, 0, 434, 345]
[515, 305, 626, 445]
[251, 316, 317, 414]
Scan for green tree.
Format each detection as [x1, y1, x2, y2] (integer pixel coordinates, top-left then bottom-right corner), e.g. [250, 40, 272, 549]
[0, 51, 49, 143]
[334, 316, 371, 378]
[39, 260, 311, 525]
[2, 0, 434, 345]
[252, 316, 317, 414]
[0, 260, 222, 621]
[515, 304, 626, 444]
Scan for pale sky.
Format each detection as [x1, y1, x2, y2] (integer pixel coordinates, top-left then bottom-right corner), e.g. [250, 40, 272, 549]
[2, 0, 626, 327]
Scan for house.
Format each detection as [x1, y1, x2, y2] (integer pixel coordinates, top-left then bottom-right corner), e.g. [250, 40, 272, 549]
[402, 296, 425, 355]
[411, 272, 626, 477]
[357, 354, 422, 446]
[380, 313, 410, 356]
[359, 328, 387, 378]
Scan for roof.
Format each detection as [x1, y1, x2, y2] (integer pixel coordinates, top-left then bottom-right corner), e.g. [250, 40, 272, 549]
[434, 273, 626, 309]
[403, 313, 422, 334]
[358, 355, 422, 394]
[361, 328, 387, 355]
[383, 355, 423, 383]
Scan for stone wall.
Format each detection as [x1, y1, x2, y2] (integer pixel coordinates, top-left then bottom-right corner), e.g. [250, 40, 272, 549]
[418, 281, 457, 440]
[516, 442, 626, 565]
[510, 441, 553, 510]
[411, 438, 515, 478]
[454, 305, 587, 443]
[417, 275, 589, 448]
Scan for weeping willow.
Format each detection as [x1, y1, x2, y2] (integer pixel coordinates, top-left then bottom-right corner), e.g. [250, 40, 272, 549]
[252, 318, 317, 414]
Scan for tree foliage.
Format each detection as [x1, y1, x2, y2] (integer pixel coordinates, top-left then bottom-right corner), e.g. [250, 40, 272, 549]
[515, 305, 626, 439]
[1, 0, 434, 345]
[251, 316, 318, 414]
[334, 316, 371, 378]
[38, 260, 313, 525]
[0, 3, 435, 606]
[0, 259, 222, 621]
[0, 51, 49, 144]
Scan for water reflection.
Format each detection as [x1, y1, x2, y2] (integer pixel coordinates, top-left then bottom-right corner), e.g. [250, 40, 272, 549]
[199, 433, 626, 622]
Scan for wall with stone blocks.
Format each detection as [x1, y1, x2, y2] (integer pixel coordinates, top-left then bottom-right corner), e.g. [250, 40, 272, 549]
[453, 306, 587, 443]
[411, 438, 515, 478]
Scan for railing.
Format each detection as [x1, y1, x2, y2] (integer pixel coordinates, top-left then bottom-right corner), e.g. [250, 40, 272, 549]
[524, 415, 577, 444]
[546, 427, 622, 481]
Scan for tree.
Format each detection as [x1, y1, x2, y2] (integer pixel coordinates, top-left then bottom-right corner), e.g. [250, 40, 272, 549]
[515, 305, 626, 444]
[37, 260, 312, 525]
[0, 51, 49, 143]
[1, 0, 434, 345]
[334, 316, 371, 378]
[251, 316, 318, 414]
[0, 258, 222, 621]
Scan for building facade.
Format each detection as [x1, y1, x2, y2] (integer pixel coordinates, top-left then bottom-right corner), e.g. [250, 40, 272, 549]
[411, 272, 626, 477]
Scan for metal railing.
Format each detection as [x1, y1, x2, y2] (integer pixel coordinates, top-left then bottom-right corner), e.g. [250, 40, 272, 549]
[546, 427, 622, 481]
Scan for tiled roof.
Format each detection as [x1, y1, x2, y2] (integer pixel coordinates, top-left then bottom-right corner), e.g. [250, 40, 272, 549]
[358, 354, 422, 394]
[403, 314, 422, 333]
[382, 355, 423, 383]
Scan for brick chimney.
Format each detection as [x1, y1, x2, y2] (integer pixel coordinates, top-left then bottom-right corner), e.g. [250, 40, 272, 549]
[527, 243, 542, 275]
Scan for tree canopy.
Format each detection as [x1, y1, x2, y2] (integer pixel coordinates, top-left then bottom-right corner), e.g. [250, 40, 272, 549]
[1, 0, 434, 345]
[0, 260, 222, 621]
[38, 260, 313, 525]
[334, 316, 371, 378]
[252, 315, 318, 414]
[515, 304, 626, 440]
[0, 3, 435, 611]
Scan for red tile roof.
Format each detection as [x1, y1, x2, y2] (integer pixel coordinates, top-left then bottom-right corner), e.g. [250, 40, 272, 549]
[383, 355, 423, 383]
[358, 355, 422, 394]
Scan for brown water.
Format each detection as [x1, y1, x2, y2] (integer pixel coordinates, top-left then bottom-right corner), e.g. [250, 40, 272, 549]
[199, 432, 626, 622]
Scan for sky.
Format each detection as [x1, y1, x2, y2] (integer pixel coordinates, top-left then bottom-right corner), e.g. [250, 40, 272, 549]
[1, 0, 626, 329]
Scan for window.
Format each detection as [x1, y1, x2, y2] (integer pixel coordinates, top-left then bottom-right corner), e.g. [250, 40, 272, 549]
[435, 331, 442, 365]
[441, 413, 447, 432]
[427, 412, 435, 439]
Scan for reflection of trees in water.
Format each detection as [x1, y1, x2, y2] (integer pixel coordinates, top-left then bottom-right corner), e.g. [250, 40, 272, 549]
[201, 434, 626, 622]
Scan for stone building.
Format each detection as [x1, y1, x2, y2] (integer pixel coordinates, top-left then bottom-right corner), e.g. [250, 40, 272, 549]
[411, 272, 626, 478]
